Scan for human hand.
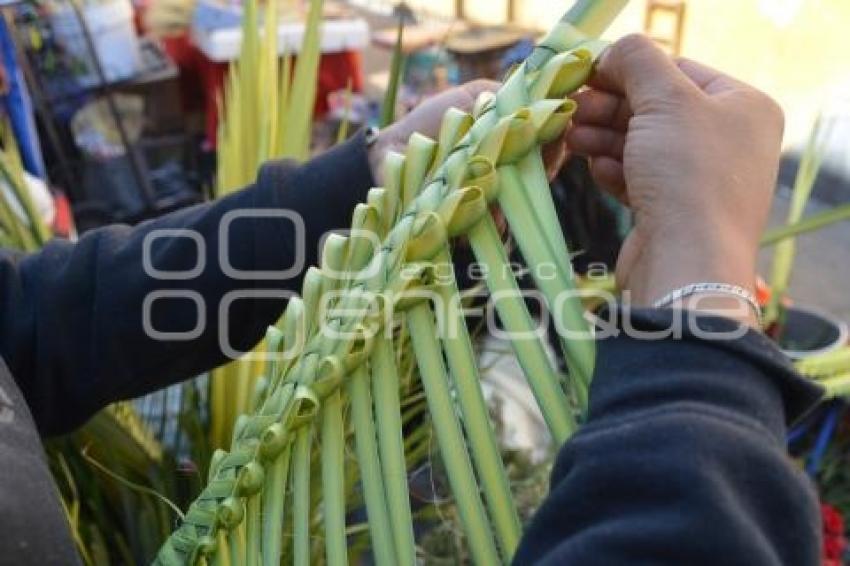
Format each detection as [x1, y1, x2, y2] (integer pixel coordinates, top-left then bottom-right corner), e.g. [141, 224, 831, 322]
[567, 35, 784, 326]
[368, 80, 499, 185]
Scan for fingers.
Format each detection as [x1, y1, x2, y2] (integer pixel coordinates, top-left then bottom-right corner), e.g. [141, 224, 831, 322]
[571, 89, 632, 131]
[592, 34, 696, 111]
[460, 79, 500, 101]
[452, 79, 500, 113]
[589, 156, 628, 204]
[675, 58, 742, 96]
[413, 80, 499, 117]
[542, 134, 569, 181]
[567, 125, 626, 160]
[394, 80, 499, 142]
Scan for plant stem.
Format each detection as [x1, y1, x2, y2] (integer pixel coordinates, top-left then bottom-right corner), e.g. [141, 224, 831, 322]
[467, 214, 576, 444]
[320, 390, 348, 565]
[292, 426, 313, 566]
[497, 164, 593, 406]
[797, 347, 850, 378]
[434, 247, 521, 557]
[260, 386, 297, 565]
[261, 444, 292, 566]
[407, 303, 502, 565]
[245, 495, 261, 564]
[822, 373, 850, 399]
[348, 364, 398, 566]
[228, 522, 245, 566]
[0, 156, 50, 246]
[371, 335, 417, 565]
[526, 0, 627, 70]
[381, 18, 406, 128]
[765, 116, 827, 323]
[562, 0, 629, 37]
[761, 203, 850, 247]
[281, 0, 325, 160]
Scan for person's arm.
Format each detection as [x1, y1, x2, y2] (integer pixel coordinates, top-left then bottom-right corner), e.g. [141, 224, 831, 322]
[0, 134, 373, 436]
[0, 81, 499, 437]
[514, 309, 823, 565]
[516, 35, 824, 564]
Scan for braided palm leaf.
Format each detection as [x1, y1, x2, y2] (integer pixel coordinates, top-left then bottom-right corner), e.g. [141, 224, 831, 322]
[155, 1, 628, 564]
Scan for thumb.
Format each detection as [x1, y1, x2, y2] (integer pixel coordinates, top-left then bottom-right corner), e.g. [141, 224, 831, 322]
[592, 34, 694, 111]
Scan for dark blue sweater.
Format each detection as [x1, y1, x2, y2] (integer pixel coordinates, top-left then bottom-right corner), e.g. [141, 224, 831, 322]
[513, 310, 824, 565]
[0, 132, 825, 564]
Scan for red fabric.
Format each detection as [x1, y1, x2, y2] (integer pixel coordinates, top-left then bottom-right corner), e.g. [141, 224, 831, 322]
[162, 35, 209, 114]
[160, 33, 363, 147]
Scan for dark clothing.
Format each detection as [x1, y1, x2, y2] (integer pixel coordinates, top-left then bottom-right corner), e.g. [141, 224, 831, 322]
[0, 130, 824, 564]
[514, 309, 824, 565]
[0, 133, 375, 564]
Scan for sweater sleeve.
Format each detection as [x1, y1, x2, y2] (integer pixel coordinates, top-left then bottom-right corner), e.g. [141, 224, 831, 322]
[513, 308, 825, 566]
[0, 132, 375, 436]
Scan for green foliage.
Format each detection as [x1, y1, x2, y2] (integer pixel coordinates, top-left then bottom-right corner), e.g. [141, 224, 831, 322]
[765, 116, 831, 325]
[210, 0, 327, 450]
[0, 121, 49, 250]
[761, 201, 850, 247]
[381, 19, 406, 128]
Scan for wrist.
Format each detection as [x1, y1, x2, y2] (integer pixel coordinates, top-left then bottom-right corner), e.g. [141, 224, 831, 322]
[632, 232, 759, 327]
[627, 230, 757, 308]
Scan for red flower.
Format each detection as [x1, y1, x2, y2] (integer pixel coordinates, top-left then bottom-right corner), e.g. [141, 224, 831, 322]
[820, 504, 847, 563]
[822, 504, 845, 537]
[824, 535, 846, 560]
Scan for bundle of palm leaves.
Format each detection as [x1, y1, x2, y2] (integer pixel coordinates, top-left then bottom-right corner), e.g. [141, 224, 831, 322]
[155, 1, 630, 564]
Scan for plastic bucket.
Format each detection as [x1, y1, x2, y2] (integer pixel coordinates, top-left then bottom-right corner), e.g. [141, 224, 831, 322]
[777, 306, 849, 361]
[49, 0, 141, 86]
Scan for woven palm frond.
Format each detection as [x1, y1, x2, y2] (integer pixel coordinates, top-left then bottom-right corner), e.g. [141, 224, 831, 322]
[156, 2, 629, 564]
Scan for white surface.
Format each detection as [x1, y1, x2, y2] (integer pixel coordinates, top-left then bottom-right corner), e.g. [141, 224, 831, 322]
[49, 0, 142, 85]
[1, 172, 55, 228]
[191, 18, 371, 62]
[479, 334, 552, 463]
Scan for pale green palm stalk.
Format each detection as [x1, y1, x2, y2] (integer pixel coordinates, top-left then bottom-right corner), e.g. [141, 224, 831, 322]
[796, 347, 850, 402]
[765, 116, 831, 325]
[761, 201, 850, 247]
[155, 2, 629, 564]
[381, 18, 406, 128]
[797, 347, 850, 379]
[820, 373, 850, 399]
[0, 122, 48, 250]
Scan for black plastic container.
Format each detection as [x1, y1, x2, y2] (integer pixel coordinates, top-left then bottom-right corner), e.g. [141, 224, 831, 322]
[777, 306, 848, 361]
